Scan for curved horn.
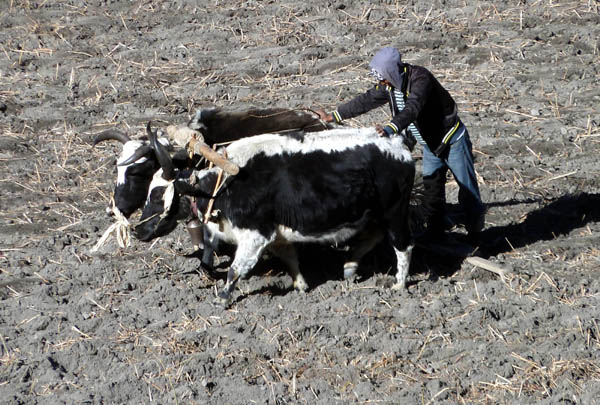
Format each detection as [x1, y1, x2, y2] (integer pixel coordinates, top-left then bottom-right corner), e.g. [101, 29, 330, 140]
[117, 144, 153, 166]
[147, 122, 175, 180]
[92, 129, 131, 146]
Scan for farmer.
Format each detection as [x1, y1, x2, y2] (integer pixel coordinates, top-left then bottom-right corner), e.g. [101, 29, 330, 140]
[314, 46, 485, 243]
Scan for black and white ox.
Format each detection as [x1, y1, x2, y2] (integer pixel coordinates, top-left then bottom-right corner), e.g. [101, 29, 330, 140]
[136, 125, 416, 307]
[93, 108, 328, 220]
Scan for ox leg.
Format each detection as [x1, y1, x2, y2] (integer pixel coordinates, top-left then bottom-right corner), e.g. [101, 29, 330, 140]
[343, 227, 384, 280]
[391, 245, 413, 289]
[386, 198, 414, 289]
[200, 227, 218, 269]
[213, 231, 273, 308]
[269, 243, 309, 292]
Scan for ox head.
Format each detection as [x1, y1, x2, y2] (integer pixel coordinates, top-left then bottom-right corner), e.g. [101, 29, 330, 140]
[94, 127, 195, 219]
[93, 129, 159, 218]
[133, 123, 198, 242]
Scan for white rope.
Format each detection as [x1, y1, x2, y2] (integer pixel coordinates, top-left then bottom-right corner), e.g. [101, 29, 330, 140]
[90, 197, 131, 253]
[162, 182, 175, 219]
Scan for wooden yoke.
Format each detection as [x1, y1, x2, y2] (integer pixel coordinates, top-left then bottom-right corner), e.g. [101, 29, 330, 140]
[187, 138, 239, 176]
[165, 125, 239, 176]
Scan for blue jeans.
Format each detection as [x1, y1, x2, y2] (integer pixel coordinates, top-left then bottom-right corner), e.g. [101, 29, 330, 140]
[421, 125, 484, 232]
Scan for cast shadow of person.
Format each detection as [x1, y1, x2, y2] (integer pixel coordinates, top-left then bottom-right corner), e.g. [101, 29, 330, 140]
[477, 191, 600, 259]
[405, 192, 600, 284]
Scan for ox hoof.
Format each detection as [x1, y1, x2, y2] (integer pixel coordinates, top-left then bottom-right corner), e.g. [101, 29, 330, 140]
[198, 264, 221, 280]
[293, 278, 309, 292]
[212, 295, 231, 308]
[391, 281, 406, 290]
[343, 262, 358, 280]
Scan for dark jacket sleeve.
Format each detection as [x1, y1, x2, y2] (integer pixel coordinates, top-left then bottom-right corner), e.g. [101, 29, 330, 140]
[389, 67, 431, 132]
[336, 85, 389, 120]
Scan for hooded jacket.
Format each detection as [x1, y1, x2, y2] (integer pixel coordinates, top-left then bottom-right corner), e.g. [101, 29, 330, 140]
[335, 49, 460, 152]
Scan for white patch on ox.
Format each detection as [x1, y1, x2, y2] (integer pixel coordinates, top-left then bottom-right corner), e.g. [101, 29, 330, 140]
[276, 224, 362, 245]
[146, 169, 174, 209]
[224, 127, 411, 168]
[227, 228, 275, 280]
[275, 209, 372, 245]
[116, 138, 170, 185]
[392, 244, 413, 289]
[157, 138, 170, 147]
[162, 182, 175, 216]
[116, 141, 147, 185]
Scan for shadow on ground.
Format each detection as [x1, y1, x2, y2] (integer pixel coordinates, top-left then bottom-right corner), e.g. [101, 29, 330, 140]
[179, 192, 600, 295]
[478, 192, 600, 257]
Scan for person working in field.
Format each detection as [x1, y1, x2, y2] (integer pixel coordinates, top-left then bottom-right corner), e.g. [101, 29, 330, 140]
[314, 46, 485, 243]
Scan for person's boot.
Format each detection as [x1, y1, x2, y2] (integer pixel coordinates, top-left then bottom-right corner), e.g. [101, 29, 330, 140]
[420, 169, 447, 244]
[466, 211, 485, 242]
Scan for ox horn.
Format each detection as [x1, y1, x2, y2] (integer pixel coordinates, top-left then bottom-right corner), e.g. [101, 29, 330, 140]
[92, 129, 131, 146]
[117, 144, 153, 166]
[147, 122, 176, 181]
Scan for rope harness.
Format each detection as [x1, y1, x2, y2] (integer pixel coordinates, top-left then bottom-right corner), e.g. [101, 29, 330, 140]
[188, 142, 229, 224]
[91, 183, 174, 253]
[90, 196, 131, 253]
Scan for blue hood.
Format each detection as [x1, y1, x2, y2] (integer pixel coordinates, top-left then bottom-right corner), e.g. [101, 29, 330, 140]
[369, 47, 404, 89]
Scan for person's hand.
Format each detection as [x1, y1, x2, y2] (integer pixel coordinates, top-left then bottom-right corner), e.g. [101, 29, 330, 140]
[375, 125, 389, 137]
[314, 109, 333, 123]
[376, 124, 398, 137]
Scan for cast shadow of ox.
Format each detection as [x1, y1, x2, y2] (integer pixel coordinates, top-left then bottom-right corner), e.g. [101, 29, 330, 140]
[478, 192, 600, 258]
[188, 241, 392, 303]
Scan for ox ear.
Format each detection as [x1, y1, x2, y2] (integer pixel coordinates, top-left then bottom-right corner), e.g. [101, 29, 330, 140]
[188, 108, 215, 134]
[117, 144, 153, 166]
[147, 122, 176, 180]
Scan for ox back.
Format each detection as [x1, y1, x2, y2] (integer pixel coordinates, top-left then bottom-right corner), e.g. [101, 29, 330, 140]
[188, 107, 329, 145]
